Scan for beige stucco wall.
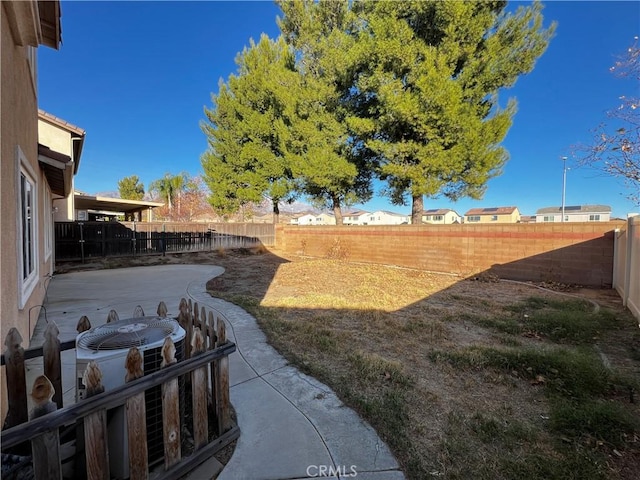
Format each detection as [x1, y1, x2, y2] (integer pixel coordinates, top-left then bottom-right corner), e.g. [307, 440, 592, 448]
[39, 119, 72, 155]
[39, 119, 76, 221]
[423, 211, 461, 224]
[53, 194, 74, 221]
[1, 4, 54, 423]
[467, 209, 521, 224]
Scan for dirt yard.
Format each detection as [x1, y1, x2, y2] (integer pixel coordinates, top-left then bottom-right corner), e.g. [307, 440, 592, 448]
[56, 248, 640, 479]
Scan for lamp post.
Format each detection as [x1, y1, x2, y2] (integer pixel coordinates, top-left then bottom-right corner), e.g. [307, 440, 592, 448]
[561, 156, 568, 222]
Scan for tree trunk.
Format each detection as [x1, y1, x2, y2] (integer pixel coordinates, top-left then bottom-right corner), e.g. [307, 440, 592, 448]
[272, 200, 280, 224]
[411, 193, 423, 225]
[332, 195, 343, 226]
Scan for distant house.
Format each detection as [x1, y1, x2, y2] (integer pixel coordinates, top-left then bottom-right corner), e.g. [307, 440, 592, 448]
[422, 209, 462, 224]
[360, 210, 409, 225]
[343, 209, 370, 225]
[536, 205, 612, 223]
[519, 215, 537, 223]
[291, 212, 336, 225]
[464, 206, 521, 223]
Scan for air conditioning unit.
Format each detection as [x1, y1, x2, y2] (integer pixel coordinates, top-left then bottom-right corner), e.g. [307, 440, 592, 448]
[76, 316, 185, 480]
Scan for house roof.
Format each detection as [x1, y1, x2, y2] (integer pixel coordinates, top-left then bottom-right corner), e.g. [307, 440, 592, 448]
[536, 205, 612, 215]
[344, 209, 369, 216]
[38, 110, 85, 174]
[37, 0, 62, 49]
[423, 209, 457, 216]
[464, 206, 519, 216]
[370, 210, 407, 217]
[3, 0, 61, 49]
[74, 194, 164, 215]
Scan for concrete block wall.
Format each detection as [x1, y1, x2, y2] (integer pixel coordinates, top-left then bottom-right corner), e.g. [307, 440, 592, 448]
[275, 222, 625, 287]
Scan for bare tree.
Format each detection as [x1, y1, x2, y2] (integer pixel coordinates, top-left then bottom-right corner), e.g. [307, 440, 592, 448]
[576, 37, 639, 205]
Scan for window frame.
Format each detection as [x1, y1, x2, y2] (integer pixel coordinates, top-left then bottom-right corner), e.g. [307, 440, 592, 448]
[17, 146, 39, 309]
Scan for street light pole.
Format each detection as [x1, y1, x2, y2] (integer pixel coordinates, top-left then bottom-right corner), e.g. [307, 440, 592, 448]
[561, 156, 567, 222]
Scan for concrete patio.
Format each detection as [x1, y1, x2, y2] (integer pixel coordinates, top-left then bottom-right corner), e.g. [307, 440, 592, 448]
[28, 265, 405, 480]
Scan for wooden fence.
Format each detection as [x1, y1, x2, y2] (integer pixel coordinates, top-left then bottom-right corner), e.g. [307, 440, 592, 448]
[55, 221, 276, 261]
[1, 299, 238, 480]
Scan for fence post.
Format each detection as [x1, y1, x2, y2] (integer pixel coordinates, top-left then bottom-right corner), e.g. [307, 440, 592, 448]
[215, 319, 231, 435]
[43, 322, 63, 410]
[160, 337, 181, 469]
[101, 225, 106, 258]
[3, 329, 28, 431]
[624, 217, 633, 307]
[132, 222, 137, 257]
[162, 223, 166, 256]
[125, 347, 148, 480]
[30, 375, 62, 480]
[208, 312, 217, 410]
[190, 328, 208, 450]
[82, 361, 110, 480]
[79, 222, 85, 264]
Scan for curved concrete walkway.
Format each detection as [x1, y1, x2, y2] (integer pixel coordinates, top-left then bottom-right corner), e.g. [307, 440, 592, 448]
[30, 265, 405, 480]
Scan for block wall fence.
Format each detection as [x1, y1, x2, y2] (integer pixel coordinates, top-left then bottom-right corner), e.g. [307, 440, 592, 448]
[274, 222, 626, 287]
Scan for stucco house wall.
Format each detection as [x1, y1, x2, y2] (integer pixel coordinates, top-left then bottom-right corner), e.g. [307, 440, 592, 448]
[536, 206, 612, 223]
[1, 0, 62, 423]
[362, 210, 409, 225]
[422, 209, 462, 224]
[465, 207, 521, 224]
[38, 111, 85, 221]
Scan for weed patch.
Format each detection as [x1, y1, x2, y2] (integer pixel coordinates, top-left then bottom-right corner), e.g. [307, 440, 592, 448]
[550, 398, 639, 448]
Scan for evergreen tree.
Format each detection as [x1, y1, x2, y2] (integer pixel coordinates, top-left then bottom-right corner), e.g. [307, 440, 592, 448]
[117, 175, 144, 201]
[277, 0, 374, 225]
[346, 0, 555, 223]
[201, 35, 299, 224]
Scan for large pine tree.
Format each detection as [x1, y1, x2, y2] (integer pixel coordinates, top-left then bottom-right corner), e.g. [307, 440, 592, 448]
[346, 0, 555, 223]
[201, 35, 299, 223]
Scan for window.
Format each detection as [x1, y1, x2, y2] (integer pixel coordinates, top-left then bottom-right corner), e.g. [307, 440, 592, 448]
[589, 214, 600, 221]
[491, 215, 498, 221]
[370, 216, 375, 222]
[424, 215, 431, 221]
[17, 147, 38, 309]
[434, 215, 443, 221]
[543, 216, 554, 222]
[468, 216, 481, 222]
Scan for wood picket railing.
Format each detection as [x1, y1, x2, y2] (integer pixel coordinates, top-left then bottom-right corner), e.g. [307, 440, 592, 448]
[1, 299, 238, 480]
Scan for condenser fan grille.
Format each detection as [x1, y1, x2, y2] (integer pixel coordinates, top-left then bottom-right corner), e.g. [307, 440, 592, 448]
[77, 317, 179, 351]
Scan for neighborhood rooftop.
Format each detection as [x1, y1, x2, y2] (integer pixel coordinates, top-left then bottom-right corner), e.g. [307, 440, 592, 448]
[536, 205, 612, 214]
[464, 206, 518, 216]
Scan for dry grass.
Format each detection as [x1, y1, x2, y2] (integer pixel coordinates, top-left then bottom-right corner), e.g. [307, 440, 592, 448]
[57, 248, 640, 479]
[205, 249, 640, 480]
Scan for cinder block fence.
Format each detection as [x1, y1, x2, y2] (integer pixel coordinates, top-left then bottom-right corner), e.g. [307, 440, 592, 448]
[275, 222, 626, 287]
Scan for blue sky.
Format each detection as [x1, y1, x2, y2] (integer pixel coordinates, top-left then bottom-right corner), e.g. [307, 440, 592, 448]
[38, 1, 639, 218]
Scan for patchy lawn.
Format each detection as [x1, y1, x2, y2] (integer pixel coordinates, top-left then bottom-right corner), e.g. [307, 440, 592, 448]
[57, 248, 640, 479]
